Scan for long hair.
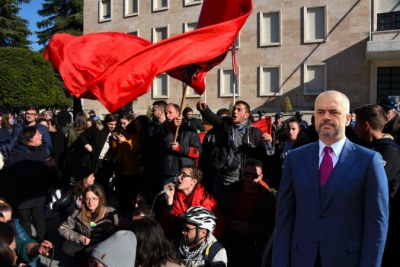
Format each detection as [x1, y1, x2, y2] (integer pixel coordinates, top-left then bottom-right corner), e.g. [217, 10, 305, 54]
[130, 217, 180, 267]
[0, 222, 16, 266]
[0, 111, 12, 131]
[81, 185, 105, 224]
[73, 112, 87, 131]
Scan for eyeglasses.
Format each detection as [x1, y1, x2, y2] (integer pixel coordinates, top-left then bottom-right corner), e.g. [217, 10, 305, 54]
[179, 172, 193, 179]
[182, 226, 197, 233]
[243, 172, 262, 179]
[85, 197, 99, 202]
[25, 113, 37, 116]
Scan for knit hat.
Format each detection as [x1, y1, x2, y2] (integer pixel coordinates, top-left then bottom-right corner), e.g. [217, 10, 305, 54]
[91, 230, 137, 267]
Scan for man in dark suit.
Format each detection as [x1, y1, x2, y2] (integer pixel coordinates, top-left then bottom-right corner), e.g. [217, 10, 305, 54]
[273, 90, 389, 267]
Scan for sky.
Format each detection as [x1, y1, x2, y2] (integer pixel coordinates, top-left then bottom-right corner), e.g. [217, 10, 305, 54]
[19, 0, 45, 51]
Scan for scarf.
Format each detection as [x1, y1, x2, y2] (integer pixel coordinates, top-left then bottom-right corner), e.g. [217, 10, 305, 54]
[179, 233, 213, 262]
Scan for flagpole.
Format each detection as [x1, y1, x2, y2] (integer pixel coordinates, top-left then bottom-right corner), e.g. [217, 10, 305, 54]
[231, 43, 238, 105]
[174, 84, 189, 142]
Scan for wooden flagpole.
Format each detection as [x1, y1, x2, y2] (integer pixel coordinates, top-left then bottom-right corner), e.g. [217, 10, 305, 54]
[173, 84, 189, 142]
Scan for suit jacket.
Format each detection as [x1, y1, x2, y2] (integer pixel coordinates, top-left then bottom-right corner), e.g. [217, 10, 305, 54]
[272, 139, 389, 267]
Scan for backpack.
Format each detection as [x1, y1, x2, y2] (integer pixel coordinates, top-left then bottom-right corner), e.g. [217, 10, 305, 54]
[203, 241, 225, 267]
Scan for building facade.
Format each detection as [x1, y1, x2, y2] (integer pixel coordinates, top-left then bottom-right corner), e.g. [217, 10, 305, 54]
[82, 0, 400, 118]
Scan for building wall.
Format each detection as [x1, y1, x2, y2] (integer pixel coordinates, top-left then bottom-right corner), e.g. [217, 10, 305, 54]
[82, 0, 381, 116]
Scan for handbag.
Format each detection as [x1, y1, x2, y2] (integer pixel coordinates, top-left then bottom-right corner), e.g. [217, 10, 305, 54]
[113, 148, 125, 173]
[53, 190, 78, 212]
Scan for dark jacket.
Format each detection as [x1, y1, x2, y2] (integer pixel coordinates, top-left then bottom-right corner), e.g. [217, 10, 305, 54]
[199, 107, 266, 180]
[7, 143, 50, 209]
[12, 123, 52, 156]
[79, 124, 112, 172]
[48, 130, 65, 188]
[219, 180, 276, 266]
[183, 117, 205, 132]
[0, 127, 11, 142]
[159, 121, 202, 177]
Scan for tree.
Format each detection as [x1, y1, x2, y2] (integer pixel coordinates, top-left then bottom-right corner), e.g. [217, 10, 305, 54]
[228, 101, 234, 114]
[0, 47, 72, 112]
[0, 0, 32, 47]
[36, 0, 83, 47]
[146, 105, 152, 118]
[281, 96, 293, 114]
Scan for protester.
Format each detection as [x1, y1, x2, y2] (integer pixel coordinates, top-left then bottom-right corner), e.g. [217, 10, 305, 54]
[87, 118, 95, 128]
[273, 90, 389, 267]
[0, 111, 14, 133]
[162, 166, 224, 240]
[90, 230, 136, 267]
[182, 107, 205, 133]
[130, 217, 183, 267]
[378, 97, 400, 144]
[7, 127, 56, 242]
[179, 206, 227, 267]
[59, 185, 119, 260]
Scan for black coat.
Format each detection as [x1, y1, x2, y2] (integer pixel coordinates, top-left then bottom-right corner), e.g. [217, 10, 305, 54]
[48, 130, 65, 188]
[183, 117, 205, 132]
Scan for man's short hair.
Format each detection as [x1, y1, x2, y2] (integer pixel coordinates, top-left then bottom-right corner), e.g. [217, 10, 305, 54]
[354, 104, 387, 131]
[235, 100, 250, 113]
[183, 107, 193, 117]
[152, 100, 167, 110]
[217, 108, 230, 117]
[181, 165, 203, 184]
[25, 106, 38, 114]
[166, 103, 180, 113]
[245, 158, 263, 171]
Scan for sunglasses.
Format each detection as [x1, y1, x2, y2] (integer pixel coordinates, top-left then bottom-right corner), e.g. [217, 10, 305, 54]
[182, 226, 197, 233]
[243, 172, 261, 179]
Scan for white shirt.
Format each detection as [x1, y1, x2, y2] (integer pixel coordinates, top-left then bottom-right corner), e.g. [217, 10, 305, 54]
[318, 137, 347, 168]
[99, 132, 111, 159]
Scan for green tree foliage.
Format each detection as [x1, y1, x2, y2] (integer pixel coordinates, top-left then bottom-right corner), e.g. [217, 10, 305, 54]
[146, 105, 152, 118]
[228, 101, 234, 114]
[36, 0, 83, 46]
[0, 47, 72, 111]
[282, 96, 293, 113]
[0, 0, 32, 47]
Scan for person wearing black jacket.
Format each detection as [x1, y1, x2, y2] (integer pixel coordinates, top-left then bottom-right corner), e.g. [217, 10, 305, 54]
[182, 107, 205, 133]
[79, 114, 118, 201]
[197, 100, 266, 203]
[354, 104, 400, 267]
[7, 126, 55, 242]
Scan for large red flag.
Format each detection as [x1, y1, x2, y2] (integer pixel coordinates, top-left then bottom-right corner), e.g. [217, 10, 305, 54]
[45, 0, 252, 112]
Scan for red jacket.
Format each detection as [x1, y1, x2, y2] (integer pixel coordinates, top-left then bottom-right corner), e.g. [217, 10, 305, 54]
[161, 184, 224, 240]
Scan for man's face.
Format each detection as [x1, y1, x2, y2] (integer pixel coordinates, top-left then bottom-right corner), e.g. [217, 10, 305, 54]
[286, 122, 300, 141]
[89, 112, 95, 117]
[152, 105, 163, 120]
[165, 105, 178, 122]
[232, 104, 249, 124]
[25, 109, 38, 123]
[276, 117, 283, 125]
[185, 112, 193, 120]
[242, 165, 263, 191]
[385, 108, 397, 121]
[44, 113, 51, 120]
[182, 223, 201, 246]
[315, 93, 351, 141]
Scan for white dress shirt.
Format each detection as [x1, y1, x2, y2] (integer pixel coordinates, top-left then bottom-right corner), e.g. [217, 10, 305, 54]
[318, 137, 347, 168]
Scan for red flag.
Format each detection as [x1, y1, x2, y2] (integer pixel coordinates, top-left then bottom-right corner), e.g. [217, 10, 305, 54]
[231, 44, 238, 83]
[253, 116, 273, 135]
[44, 0, 252, 112]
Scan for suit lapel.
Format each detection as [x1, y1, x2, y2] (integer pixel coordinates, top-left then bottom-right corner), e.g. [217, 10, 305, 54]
[321, 139, 357, 213]
[305, 142, 320, 207]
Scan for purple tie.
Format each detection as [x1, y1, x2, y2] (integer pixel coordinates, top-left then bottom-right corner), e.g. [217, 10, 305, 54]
[320, 146, 333, 186]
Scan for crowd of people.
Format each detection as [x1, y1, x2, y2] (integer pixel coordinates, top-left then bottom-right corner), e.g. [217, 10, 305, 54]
[0, 90, 399, 267]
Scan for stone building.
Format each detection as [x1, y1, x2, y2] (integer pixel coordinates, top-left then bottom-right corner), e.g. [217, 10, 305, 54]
[82, 0, 400, 118]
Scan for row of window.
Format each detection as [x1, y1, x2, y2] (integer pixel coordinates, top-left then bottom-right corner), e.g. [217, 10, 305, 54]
[151, 63, 327, 99]
[100, 0, 202, 21]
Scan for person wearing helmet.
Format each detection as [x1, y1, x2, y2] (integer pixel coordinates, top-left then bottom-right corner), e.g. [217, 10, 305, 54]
[179, 206, 227, 267]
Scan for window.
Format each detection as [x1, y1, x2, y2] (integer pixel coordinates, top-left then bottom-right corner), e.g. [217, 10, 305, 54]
[259, 66, 281, 96]
[303, 63, 327, 95]
[377, 67, 400, 101]
[152, 0, 168, 12]
[259, 10, 281, 46]
[184, 22, 197, 32]
[303, 5, 327, 43]
[152, 26, 168, 43]
[99, 0, 112, 22]
[127, 30, 139, 37]
[219, 68, 240, 97]
[377, 12, 400, 30]
[125, 0, 138, 17]
[152, 73, 168, 98]
[184, 0, 202, 7]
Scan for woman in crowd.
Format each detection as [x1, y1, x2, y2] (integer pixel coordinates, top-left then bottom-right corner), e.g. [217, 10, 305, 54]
[7, 127, 55, 242]
[66, 112, 88, 182]
[130, 217, 183, 267]
[47, 118, 65, 210]
[162, 165, 224, 240]
[0, 111, 14, 133]
[86, 118, 95, 128]
[58, 185, 119, 260]
[57, 110, 73, 135]
[0, 222, 17, 267]
[112, 112, 144, 217]
[80, 113, 118, 201]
